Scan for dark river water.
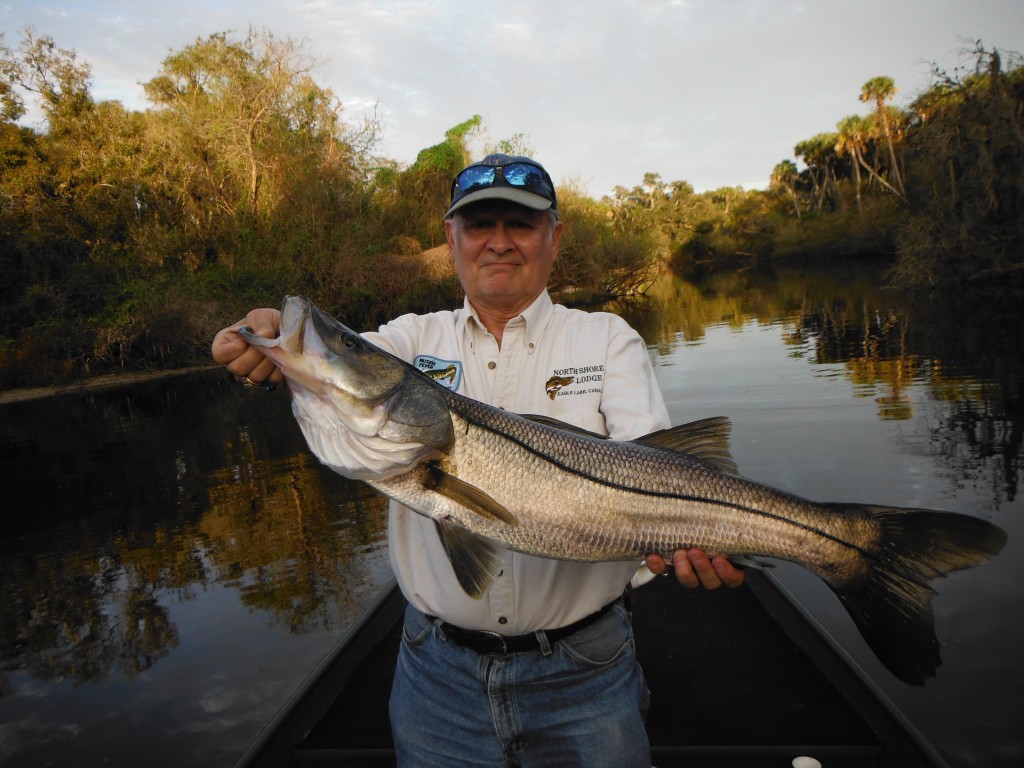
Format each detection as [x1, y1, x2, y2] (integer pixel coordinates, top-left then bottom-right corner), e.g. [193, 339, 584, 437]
[1, 263, 1021, 767]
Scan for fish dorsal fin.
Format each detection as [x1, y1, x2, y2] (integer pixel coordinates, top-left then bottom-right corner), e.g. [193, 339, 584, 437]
[521, 414, 609, 439]
[433, 520, 501, 598]
[634, 417, 738, 475]
[425, 463, 518, 526]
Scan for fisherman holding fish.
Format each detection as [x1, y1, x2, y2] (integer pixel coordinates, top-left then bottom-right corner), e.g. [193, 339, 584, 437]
[212, 154, 742, 766]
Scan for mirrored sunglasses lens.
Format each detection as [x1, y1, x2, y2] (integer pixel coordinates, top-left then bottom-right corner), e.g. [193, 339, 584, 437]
[457, 166, 497, 191]
[502, 163, 545, 189]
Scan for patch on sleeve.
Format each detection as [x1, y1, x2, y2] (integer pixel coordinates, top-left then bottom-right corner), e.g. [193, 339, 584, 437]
[414, 355, 463, 390]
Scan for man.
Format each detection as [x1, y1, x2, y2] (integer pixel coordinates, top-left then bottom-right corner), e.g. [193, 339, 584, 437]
[212, 154, 743, 766]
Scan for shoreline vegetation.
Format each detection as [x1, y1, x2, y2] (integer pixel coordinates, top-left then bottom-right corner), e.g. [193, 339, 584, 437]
[0, 365, 219, 405]
[1, 29, 1022, 390]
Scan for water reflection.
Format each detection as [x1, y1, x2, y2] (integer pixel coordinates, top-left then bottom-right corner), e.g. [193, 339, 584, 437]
[0, 371, 392, 766]
[610, 264, 1024, 503]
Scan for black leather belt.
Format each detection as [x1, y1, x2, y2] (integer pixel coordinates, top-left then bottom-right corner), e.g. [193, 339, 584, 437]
[429, 599, 620, 655]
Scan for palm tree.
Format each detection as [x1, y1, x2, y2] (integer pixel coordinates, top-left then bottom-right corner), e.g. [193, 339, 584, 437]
[794, 133, 840, 212]
[859, 76, 906, 196]
[837, 113, 907, 204]
[835, 115, 868, 213]
[770, 160, 801, 219]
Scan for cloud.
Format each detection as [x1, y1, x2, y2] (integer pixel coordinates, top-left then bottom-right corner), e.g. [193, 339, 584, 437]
[4, 0, 1022, 195]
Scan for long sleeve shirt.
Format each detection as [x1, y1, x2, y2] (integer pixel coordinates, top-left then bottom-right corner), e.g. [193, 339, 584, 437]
[364, 290, 671, 634]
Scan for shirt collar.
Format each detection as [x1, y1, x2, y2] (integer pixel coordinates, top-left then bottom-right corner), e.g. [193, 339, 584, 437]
[459, 290, 553, 350]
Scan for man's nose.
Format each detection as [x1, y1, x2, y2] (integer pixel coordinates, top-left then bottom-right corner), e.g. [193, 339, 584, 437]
[487, 223, 512, 252]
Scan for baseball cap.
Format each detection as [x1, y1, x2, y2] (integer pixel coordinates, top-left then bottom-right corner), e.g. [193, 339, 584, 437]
[445, 154, 558, 218]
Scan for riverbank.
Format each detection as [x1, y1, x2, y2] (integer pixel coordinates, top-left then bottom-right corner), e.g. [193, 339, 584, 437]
[0, 365, 219, 405]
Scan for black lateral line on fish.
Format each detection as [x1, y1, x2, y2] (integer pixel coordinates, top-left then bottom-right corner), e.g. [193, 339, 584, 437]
[461, 408, 874, 559]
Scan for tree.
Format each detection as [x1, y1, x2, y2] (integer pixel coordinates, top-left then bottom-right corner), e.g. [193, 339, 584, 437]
[860, 76, 906, 197]
[0, 28, 93, 133]
[834, 110, 910, 208]
[376, 114, 481, 249]
[490, 132, 534, 157]
[555, 182, 659, 300]
[835, 115, 868, 212]
[794, 133, 840, 212]
[143, 29, 372, 249]
[770, 160, 801, 219]
[894, 45, 1024, 284]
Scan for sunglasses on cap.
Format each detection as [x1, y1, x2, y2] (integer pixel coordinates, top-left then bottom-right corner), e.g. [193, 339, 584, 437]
[447, 156, 558, 216]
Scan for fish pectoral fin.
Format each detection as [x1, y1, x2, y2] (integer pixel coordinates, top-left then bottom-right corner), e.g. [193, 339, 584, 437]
[633, 416, 738, 475]
[425, 463, 518, 526]
[434, 520, 501, 598]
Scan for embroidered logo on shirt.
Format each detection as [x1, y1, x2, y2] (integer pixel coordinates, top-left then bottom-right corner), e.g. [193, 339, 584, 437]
[414, 355, 463, 390]
[545, 375, 575, 400]
[545, 365, 605, 399]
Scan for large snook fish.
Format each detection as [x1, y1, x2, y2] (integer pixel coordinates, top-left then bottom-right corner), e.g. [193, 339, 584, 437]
[239, 296, 1006, 686]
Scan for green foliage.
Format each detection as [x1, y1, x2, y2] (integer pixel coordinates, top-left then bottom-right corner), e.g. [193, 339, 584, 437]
[0, 27, 382, 385]
[490, 132, 534, 157]
[141, 28, 371, 260]
[892, 46, 1024, 285]
[556, 183, 660, 303]
[670, 188, 779, 269]
[1, 28, 1022, 387]
[772, 196, 902, 262]
[0, 28, 93, 132]
[374, 114, 481, 248]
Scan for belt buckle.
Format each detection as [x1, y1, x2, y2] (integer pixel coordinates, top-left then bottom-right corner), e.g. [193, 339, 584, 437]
[477, 630, 507, 654]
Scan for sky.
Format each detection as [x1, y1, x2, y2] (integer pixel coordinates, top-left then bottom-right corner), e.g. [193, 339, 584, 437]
[2, 0, 1023, 197]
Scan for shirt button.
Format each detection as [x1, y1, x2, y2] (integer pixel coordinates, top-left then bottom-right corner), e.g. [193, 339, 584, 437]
[498, 616, 508, 625]
[487, 361, 496, 370]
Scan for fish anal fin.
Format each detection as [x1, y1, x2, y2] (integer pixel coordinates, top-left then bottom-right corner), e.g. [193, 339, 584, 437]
[425, 463, 518, 526]
[434, 520, 501, 598]
[635, 416, 738, 475]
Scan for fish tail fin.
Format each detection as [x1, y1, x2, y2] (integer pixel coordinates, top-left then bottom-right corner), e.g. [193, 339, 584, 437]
[824, 504, 1006, 685]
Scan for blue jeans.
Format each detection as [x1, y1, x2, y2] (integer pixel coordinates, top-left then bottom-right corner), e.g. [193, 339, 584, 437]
[389, 602, 651, 767]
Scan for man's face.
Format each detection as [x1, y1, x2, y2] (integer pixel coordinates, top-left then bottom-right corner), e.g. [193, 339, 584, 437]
[445, 200, 562, 313]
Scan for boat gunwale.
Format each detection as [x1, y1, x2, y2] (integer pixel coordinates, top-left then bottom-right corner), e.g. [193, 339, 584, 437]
[236, 570, 947, 768]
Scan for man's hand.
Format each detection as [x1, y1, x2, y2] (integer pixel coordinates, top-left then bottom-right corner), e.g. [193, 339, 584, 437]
[211, 308, 285, 385]
[645, 549, 745, 589]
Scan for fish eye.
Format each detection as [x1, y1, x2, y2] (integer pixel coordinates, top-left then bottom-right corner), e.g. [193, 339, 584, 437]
[343, 336, 357, 349]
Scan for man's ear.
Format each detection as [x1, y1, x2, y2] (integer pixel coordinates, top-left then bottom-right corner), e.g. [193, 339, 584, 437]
[550, 219, 564, 259]
[444, 218, 455, 254]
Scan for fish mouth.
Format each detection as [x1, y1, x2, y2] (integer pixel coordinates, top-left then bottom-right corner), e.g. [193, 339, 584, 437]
[280, 296, 313, 355]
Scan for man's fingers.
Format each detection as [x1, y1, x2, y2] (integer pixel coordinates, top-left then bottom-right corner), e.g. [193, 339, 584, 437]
[226, 345, 270, 379]
[672, 550, 700, 589]
[711, 555, 745, 588]
[644, 549, 746, 590]
[212, 309, 285, 385]
[686, 549, 723, 589]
